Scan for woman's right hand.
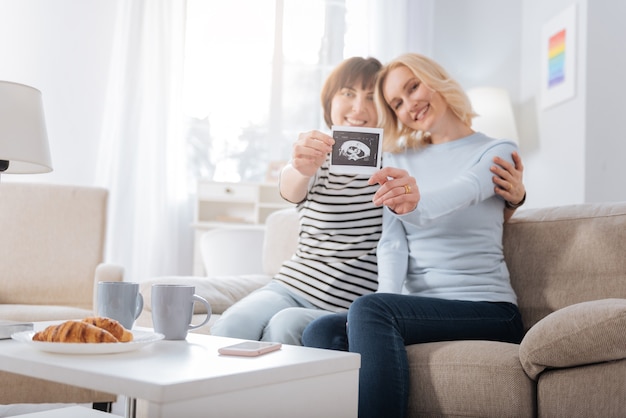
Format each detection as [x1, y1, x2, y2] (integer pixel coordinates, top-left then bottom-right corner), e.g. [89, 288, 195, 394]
[491, 151, 525, 206]
[279, 130, 334, 203]
[291, 130, 334, 177]
[369, 167, 420, 215]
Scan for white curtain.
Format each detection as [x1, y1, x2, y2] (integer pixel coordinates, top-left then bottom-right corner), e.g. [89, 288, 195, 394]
[96, 0, 192, 282]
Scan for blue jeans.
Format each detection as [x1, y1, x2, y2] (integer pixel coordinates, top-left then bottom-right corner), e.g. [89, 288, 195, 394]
[302, 311, 349, 350]
[211, 281, 333, 345]
[303, 293, 524, 418]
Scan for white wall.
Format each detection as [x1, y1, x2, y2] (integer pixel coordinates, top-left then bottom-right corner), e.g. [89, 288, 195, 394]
[414, 0, 626, 208]
[415, 0, 587, 209]
[408, 1, 559, 208]
[519, 0, 588, 207]
[0, 0, 119, 186]
[584, 0, 626, 203]
[430, 0, 522, 98]
[519, 0, 626, 206]
[2, 0, 623, 207]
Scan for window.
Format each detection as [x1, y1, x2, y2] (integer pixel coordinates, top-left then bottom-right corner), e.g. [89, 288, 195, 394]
[183, 0, 367, 183]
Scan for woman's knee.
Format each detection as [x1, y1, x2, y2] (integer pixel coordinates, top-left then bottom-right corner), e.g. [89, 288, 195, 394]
[301, 318, 325, 348]
[302, 313, 348, 351]
[263, 308, 320, 345]
[348, 293, 388, 322]
[211, 312, 260, 339]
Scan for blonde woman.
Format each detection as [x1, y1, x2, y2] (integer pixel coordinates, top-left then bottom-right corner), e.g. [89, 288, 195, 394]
[303, 53, 525, 417]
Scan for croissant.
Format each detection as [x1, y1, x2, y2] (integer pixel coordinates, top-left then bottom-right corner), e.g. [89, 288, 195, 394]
[33, 321, 118, 343]
[82, 316, 133, 342]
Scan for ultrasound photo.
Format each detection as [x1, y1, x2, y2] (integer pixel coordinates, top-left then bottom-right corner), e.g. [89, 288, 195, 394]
[330, 126, 383, 174]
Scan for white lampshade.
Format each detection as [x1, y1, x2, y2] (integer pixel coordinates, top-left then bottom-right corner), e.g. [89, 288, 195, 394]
[467, 87, 518, 142]
[0, 81, 52, 173]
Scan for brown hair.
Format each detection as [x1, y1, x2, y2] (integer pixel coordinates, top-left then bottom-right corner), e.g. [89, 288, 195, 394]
[375, 53, 477, 153]
[320, 57, 382, 129]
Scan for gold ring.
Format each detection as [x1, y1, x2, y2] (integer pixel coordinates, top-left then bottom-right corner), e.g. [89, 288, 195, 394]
[404, 184, 411, 194]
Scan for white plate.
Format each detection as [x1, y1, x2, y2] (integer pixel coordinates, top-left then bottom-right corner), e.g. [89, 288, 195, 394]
[11, 329, 164, 355]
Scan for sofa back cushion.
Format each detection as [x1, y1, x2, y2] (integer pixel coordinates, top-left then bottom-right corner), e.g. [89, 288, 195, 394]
[264, 204, 626, 333]
[0, 183, 108, 309]
[503, 202, 626, 331]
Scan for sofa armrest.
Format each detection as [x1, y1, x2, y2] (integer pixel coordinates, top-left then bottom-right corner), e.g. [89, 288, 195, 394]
[519, 298, 626, 380]
[92, 262, 125, 313]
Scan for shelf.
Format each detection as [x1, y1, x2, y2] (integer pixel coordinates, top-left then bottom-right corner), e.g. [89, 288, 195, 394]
[192, 180, 293, 275]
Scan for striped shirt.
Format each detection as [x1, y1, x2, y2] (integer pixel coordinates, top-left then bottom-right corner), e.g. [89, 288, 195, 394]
[274, 157, 382, 312]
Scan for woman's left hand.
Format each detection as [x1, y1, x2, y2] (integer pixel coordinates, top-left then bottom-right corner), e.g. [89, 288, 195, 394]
[368, 167, 420, 214]
[491, 151, 525, 206]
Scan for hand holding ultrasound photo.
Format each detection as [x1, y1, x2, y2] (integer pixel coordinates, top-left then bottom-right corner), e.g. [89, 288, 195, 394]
[330, 125, 383, 174]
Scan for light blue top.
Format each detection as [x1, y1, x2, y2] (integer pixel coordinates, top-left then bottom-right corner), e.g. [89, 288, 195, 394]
[376, 132, 518, 305]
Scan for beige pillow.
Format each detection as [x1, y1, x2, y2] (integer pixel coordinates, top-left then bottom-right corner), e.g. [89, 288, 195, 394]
[519, 298, 626, 380]
[140, 275, 272, 315]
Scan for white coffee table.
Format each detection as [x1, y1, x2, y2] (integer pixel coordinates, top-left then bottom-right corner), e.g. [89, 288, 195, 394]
[0, 325, 360, 418]
[12, 405, 111, 417]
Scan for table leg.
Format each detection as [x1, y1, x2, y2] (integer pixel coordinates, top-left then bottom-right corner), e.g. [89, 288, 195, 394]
[125, 396, 137, 418]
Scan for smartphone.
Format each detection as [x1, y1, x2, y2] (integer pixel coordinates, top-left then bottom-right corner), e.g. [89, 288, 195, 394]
[218, 341, 282, 357]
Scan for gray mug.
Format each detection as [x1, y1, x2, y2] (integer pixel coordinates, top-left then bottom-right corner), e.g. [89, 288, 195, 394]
[97, 281, 144, 330]
[151, 284, 212, 340]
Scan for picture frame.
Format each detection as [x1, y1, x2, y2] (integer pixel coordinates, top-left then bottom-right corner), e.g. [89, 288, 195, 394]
[540, 4, 578, 109]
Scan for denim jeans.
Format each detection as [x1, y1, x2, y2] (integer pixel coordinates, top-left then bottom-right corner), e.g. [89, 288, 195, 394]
[302, 311, 349, 351]
[303, 293, 524, 418]
[211, 281, 332, 345]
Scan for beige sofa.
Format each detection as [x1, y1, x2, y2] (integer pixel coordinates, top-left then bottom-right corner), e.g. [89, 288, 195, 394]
[139, 202, 626, 417]
[0, 183, 123, 406]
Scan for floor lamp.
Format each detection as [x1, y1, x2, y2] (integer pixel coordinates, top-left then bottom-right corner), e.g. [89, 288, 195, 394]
[0, 81, 53, 181]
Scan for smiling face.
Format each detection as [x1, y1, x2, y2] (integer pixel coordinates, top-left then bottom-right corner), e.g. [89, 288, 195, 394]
[382, 65, 449, 135]
[375, 54, 477, 151]
[330, 81, 378, 128]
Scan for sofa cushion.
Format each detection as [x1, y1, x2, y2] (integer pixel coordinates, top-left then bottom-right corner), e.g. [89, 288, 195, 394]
[140, 275, 272, 315]
[536, 359, 626, 418]
[503, 202, 626, 331]
[406, 340, 535, 418]
[519, 298, 626, 380]
[0, 305, 94, 322]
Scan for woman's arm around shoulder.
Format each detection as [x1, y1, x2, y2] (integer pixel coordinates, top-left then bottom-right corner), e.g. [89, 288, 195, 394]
[491, 151, 526, 222]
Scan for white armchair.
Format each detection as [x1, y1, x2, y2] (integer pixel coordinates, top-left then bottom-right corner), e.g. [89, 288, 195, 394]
[200, 227, 265, 276]
[137, 207, 300, 333]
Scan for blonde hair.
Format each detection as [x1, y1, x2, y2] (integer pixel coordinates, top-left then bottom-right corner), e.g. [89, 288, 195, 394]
[375, 53, 477, 153]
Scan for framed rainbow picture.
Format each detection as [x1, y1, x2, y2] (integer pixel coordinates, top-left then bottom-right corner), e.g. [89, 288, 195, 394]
[540, 4, 577, 109]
